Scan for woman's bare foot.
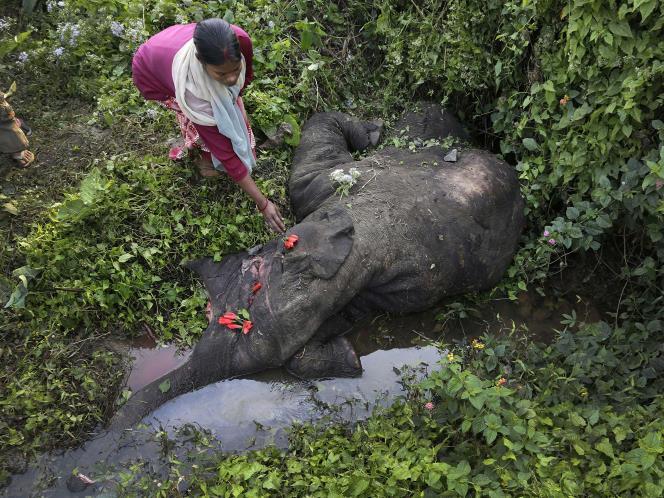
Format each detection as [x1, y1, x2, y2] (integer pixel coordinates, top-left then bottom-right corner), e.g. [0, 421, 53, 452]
[12, 150, 34, 168]
[195, 155, 221, 177]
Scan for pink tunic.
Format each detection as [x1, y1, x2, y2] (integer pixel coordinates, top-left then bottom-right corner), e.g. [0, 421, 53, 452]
[132, 23, 254, 181]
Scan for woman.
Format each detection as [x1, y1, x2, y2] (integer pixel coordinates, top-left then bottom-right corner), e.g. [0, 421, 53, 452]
[132, 18, 285, 233]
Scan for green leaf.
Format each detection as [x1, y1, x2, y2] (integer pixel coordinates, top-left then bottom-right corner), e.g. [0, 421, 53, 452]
[56, 199, 86, 220]
[348, 477, 370, 496]
[79, 169, 105, 205]
[159, 379, 171, 393]
[522, 138, 538, 151]
[4, 282, 27, 309]
[118, 253, 133, 263]
[608, 21, 632, 38]
[2, 202, 18, 215]
[3, 81, 17, 98]
[572, 103, 593, 121]
[635, 0, 657, 20]
[596, 438, 614, 458]
[566, 207, 580, 220]
[0, 30, 31, 58]
[283, 115, 301, 146]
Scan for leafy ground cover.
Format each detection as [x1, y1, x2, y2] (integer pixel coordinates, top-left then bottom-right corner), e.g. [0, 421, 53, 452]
[0, 0, 662, 494]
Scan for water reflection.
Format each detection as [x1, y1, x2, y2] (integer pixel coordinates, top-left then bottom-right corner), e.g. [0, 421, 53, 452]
[146, 345, 442, 451]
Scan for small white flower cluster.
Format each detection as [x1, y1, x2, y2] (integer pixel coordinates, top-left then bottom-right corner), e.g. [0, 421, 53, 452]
[57, 22, 81, 46]
[329, 167, 361, 197]
[124, 19, 147, 44]
[17, 51, 29, 64]
[46, 1, 65, 13]
[110, 21, 124, 37]
[53, 46, 65, 58]
[0, 17, 13, 32]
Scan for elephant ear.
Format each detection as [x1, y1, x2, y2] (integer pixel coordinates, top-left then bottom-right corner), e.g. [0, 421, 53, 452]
[284, 205, 354, 279]
[183, 253, 244, 300]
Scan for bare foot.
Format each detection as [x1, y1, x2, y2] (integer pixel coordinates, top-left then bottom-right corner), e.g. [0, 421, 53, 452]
[195, 156, 220, 177]
[12, 150, 34, 168]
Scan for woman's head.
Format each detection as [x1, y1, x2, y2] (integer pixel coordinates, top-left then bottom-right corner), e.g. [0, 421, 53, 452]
[194, 18, 242, 86]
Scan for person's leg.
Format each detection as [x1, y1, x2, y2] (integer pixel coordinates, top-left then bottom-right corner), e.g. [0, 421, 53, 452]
[0, 113, 33, 168]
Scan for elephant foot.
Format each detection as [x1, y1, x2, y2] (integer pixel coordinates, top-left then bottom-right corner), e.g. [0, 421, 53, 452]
[367, 119, 384, 147]
[286, 336, 363, 379]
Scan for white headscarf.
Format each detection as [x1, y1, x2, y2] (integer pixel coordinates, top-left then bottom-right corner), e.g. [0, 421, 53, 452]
[172, 39, 255, 173]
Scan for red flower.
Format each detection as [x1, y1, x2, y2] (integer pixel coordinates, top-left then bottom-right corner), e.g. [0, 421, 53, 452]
[251, 282, 262, 294]
[284, 234, 299, 250]
[218, 310, 253, 335]
[218, 311, 238, 326]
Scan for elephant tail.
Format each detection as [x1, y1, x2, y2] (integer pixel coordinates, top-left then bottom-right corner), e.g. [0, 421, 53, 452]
[108, 362, 199, 431]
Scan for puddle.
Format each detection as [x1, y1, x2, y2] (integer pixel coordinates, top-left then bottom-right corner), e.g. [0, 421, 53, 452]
[3, 290, 602, 497]
[127, 343, 191, 393]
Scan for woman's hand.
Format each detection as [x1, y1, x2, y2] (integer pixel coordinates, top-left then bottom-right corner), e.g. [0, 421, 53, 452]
[235, 175, 286, 233]
[260, 200, 286, 234]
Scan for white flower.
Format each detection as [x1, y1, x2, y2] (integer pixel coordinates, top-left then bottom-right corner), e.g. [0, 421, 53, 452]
[53, 46, 65, 57]
[268, 20, 275, 29]
[0, 18, 11, 32]
[57, 1, 65, 6]
[125, 19, 146, 44]
[330, 169, 345, 182]
[110, 21, 124, 37]
[341, 174, 353, 183]
[17, 52, 29, 64]
[145, 109, 158, 119]
[349, 167, 361, 179]
[57, 22, 81, 46]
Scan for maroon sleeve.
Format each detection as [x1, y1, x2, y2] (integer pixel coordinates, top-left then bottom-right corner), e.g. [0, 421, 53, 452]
[231, 25, 254, 90]
[195, 123, 249, 182]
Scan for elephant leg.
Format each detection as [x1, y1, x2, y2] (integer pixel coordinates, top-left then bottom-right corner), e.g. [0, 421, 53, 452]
[391, 102, 468, 143]
[286, 335, 362, 379]
[290, 113, 383, 219]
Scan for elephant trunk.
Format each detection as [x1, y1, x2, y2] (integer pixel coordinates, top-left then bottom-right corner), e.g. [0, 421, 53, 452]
[108, 361, 200, 431]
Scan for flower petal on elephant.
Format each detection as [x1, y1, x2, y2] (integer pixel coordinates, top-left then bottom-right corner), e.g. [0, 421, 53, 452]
[251, 282, 262, 294]
[226, 322, 242, 330]
[242, 320, 253, 334]
[284, 234, 299, 250]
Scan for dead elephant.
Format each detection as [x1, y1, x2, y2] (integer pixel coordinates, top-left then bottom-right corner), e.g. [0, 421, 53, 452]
[109, 103, 524, 429]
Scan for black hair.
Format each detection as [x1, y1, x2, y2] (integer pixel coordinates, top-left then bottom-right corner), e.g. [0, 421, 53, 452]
[193, 18, 241, 66]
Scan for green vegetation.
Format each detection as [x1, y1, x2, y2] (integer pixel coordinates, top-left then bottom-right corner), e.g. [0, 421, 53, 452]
[1, 0, 662, 495]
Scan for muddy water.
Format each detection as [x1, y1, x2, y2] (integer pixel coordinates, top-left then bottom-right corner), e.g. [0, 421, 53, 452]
[3, 291, 600, 497]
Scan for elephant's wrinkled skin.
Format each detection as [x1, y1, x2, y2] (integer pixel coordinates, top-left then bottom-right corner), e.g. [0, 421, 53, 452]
[110, 104, 524, 429]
